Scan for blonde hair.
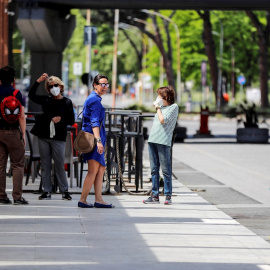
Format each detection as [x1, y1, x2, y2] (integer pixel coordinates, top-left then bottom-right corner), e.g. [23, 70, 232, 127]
[45, 76, 64, 94]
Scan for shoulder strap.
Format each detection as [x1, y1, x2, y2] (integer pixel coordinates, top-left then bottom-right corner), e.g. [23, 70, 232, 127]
[77, 110, 83, 118]
[81, 107, 103, 130]
[13, 89, 19, 97]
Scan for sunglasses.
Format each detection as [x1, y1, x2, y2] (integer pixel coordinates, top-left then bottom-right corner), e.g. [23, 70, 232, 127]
[48, 84, 59, 89]
[98, 83, 109, 88]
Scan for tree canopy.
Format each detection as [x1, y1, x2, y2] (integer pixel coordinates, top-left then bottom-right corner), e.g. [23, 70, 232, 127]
[13, 9, 270, 107]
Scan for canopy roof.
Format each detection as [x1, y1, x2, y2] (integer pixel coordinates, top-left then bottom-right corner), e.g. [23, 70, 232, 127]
[15, 0, 270, 10]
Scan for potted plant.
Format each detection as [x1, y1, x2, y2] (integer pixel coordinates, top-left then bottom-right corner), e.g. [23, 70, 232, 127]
[236, 100, 269, 143]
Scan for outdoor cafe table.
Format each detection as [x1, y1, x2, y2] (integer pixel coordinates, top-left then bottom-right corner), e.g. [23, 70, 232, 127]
[106, 110, 143, 192]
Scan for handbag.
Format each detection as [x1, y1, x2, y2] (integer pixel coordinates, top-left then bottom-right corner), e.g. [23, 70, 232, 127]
[74, 116, 103, 154]
[74, 130, 96, 154]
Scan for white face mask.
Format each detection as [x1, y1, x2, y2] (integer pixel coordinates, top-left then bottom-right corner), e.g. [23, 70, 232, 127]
[50, 86, 60, 96]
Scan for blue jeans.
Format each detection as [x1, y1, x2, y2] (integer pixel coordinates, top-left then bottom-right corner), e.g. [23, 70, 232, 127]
[148, 142, 172, 197]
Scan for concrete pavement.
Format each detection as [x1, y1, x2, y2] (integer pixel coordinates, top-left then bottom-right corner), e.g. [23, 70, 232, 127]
[1, 176, 270, 269]
[1, 117, 270, 269]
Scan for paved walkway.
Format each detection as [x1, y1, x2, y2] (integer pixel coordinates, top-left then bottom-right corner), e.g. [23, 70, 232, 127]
[1, 116, 270, 269]
[1, 168, 270, 269]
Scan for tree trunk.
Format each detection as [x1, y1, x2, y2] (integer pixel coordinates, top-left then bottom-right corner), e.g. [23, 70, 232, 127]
[122, 29, 143, 71]
[246, 11, 269, 108]
[198, 11, 219, 106]
[151, 14, 175, 89]
[259, 42, 269, 107]
[128, 12, 176, 92]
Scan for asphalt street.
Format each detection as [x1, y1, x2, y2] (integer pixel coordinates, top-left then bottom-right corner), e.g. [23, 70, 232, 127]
[172, 116, 270, 243]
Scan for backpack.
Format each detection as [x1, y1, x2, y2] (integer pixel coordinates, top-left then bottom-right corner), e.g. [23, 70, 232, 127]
[0, 90, 22, 123]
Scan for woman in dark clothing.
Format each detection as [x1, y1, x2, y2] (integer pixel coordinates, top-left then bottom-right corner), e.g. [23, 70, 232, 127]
[29, 73, 74, 200]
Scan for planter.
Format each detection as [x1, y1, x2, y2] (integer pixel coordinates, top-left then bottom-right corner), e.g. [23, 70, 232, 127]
[236, 128, 269, 143]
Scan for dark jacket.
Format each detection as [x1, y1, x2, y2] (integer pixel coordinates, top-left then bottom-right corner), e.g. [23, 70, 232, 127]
[29, 81, 74, 141]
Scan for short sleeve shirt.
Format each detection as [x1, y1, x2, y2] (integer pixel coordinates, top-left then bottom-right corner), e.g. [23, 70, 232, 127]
[148, 103, 179, 147]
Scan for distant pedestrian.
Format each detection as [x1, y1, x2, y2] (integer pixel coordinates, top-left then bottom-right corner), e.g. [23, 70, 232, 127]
[143, 85, 179, 205]
[78, 74, 114, 208]
[29, 73, 74, 200]
[0, 65, 28, 205]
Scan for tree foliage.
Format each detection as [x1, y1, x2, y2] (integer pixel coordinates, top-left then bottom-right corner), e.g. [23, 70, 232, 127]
[63, 9, 141, 88]
[12, 9, 270, 107]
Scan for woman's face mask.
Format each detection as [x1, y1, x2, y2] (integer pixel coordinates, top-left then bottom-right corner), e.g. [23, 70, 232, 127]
[50, 86, 60, 96]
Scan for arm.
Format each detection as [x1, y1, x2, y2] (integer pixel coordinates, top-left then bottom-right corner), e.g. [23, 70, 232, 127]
[89, 101, 104, 155]
[53, 99, 75, 125]
[66, 100, 75, 125]
[92, 126, 103, 155]
[28, 73, 49, 105]
[156, 108, 165, 124]
[18, 106, 26, 145]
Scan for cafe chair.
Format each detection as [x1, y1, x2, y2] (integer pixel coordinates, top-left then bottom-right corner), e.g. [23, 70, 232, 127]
[25, 129, 41, 185]
[65, 131, 79, 188]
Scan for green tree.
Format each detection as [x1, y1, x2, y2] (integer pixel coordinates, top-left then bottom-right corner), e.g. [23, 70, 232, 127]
[63, 9, 140, 89]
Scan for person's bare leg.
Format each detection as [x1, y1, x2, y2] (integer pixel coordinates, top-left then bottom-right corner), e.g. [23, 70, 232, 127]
[94, 165, 110, 204]
[79, 160, 99, 203]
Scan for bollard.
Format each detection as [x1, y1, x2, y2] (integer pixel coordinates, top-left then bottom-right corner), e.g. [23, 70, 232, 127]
[194, 106, 213, 137]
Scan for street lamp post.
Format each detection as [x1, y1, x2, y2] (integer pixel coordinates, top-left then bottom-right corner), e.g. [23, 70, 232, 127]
[141, 9, 181, 104]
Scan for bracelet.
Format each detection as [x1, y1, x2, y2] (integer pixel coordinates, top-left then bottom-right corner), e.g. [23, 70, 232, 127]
[96, 137, 102, 143]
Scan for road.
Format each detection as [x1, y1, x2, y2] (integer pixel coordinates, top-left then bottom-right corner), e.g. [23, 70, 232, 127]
[172, 116, 270, 242]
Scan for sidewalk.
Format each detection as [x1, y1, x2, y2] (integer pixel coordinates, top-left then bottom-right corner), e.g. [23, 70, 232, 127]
[1, 162, 270, 269]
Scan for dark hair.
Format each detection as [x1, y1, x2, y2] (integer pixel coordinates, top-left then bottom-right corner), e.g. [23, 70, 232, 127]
[157, 85, 175, 105]
[0, 66, 16, 85]
[92, 74, 108, 88]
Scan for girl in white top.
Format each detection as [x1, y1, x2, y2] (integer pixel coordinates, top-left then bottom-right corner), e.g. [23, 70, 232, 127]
[143, 85, 179, 205]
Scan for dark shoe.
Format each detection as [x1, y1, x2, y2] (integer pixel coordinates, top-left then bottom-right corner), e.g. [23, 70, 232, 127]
[13, 197, 29, 205]
[78, 201, 93, 208]
[143, 196, 160, 204]
[94, 202, 115, 208]
[0, 197, 12, 204]
[39, 192, 51, 200]
[62, 192, 72, 200]
[164, 195, 172, 205]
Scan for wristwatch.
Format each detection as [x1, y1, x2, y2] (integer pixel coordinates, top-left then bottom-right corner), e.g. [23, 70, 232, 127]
[96, 137, 102, 143]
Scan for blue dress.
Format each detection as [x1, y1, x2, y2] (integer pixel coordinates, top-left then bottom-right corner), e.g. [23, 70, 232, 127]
[82, 91, 106, 166]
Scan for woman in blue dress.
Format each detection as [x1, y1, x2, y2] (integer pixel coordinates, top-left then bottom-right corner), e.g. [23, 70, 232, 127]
[78, 74, 114, 208]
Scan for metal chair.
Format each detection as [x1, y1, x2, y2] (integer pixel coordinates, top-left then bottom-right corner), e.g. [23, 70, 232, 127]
[65, 131, 79, 188]
[25, 129, 41, 185]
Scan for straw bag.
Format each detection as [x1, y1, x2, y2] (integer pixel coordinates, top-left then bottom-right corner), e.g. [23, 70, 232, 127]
[74, 130, 96, 154]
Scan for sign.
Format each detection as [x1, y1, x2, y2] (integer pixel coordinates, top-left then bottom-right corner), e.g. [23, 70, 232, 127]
[73, 62, 82, 76]
[201, 60, 207, 87]
[237, 75, 246, 85]
[84, 26, 97, 46]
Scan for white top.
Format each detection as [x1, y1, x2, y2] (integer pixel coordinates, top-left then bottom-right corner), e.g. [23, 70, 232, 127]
[148, 103, 179, 147]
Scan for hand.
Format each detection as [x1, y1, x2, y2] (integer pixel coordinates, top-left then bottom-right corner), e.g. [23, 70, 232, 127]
[37, 73, 49, 83]
[52, 116, 61, 123]
[22, 133, 26, 146]
[97, 141, 104, 155]
[153, 96, 163, 109]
